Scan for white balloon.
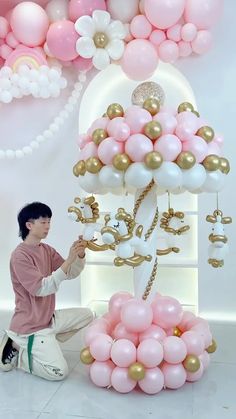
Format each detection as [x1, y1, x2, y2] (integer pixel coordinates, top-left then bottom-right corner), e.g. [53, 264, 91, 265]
[78, 173, 101, 193]
[107, 0, 139, 23]
[182, 164, 206, 191]
[45, 0, 68, 22]
[203, 170, 225, 193]
[171, 186, 186, 195]
[153, 162, 183, 190]
[99, 165, 124, 188]
[0, 91, 12, 103]
[125, 162, 153, 188]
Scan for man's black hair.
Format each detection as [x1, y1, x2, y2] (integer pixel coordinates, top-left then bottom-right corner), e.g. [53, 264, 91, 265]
[18, 202, 52, 240]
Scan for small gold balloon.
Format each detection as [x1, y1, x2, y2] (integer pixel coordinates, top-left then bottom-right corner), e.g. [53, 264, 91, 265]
[145, 151, 163, 169]
[202, 154, 220, 171]
[219, 157, 230, 174]
[178, 102, 194, 113]
[86, 157, 102, 174]
[92, 128, 108, 145]
[197, 126, 215, 143]
[80, 347, 94, 364]
[93, 32, 108, 48]
[144, 121, 162, 140]
[73, 160, 86, 177]
[206, 339, 217, 353]
[176, 151, 196, 169]
[143, 97, 160, 116]
[192, 110, 200, 117]
[173, 326, 182, 337]
[183, 355, 201, 372]
[128, 362, 145, 380]
[107, 103, 124, 119]
[113, 153, 131, 171]
[102, 112, 108, 117]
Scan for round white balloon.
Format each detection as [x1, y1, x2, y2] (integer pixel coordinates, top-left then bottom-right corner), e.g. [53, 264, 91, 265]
[182, 164, 206, 191]
[78, 172, 101, 193]
[45, 0, 68, 22]
[107, 0, 139, 23]
[153, 162, 183, 190]
[125, 162, 153, 188]
[203, 170, 225, 193]
[99, 165, 124, 188]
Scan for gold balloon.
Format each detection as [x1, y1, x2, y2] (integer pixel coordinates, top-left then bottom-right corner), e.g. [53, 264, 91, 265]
[143, 97, 160, 116]
[107, 103, 124, 119]
[197, 126, 215, 143]
[206, 339, 217, 353]
[144, 121, 162, 140]
[202, 154, 220, 171]
[73, 160, 86, 177]
[145, 151, 163, 169]
[113, 153, 131, 171]
[93, 32, 108, 48]
[183, 355, 201, 372]
[128, 362, 145, 380]
[192, 110, 200, 117]
[176, 151, 196, 169]
[80, 347, 94, 364]
[92, 128, 108, 145]
[173, 326, 182, 337]
[86, 157, 102, 174]
[219, 157, 230, 174]
[178, 102, 194, 113]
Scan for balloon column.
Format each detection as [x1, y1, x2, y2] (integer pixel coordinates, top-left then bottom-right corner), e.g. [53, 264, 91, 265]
[0, 0, 223, 103]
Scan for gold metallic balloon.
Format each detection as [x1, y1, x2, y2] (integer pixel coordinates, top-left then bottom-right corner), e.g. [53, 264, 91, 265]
[86, 157, 102, 173]
[219, 157, 230, 174]
[183, 355, 201, 372]
[206, 339, 217, 353]
[92, 128, 108, 145]
[107, 103, 124, 119]
[73, 160, 86, 177]
[145, 151, 163, 169]
[143, 97, 160, 116]
[192, 110, 200, 117]
[144, 121, 162, 140]
[197, 126, 215, 143]
[202, 154, 220, 171]
[80, 347, 94, 364]
[173, 326, 182, 337]
[93, 32, 108, 48]
[176, 151, 196, 169]
[113, 153, 131, 171]
[178, 102, 194, 113]
[128, 362, 145, 380]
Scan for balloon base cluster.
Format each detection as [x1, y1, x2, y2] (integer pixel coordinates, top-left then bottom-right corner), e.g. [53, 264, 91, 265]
[80, 292, 216, 394]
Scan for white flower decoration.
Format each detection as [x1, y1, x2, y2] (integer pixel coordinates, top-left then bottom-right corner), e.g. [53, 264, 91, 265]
[75, 10, 126, 71]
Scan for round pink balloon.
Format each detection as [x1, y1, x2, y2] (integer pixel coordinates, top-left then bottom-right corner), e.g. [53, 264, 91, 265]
[153, 112, 177, 135]
[163, 336, 187, 364]
[154, 134, 182, 161]
[77, 134, 91, 149]
[0, 17, 10, 39]
[149, 29, 166, 47]
[90, 360, 115, 387]
[191, 30, 213, 54]
[69, 0, 107, 22]
[107, 117, 130, 141]
[121, 39, 158, 81]
[190, 324, 212, 348]
[46, 20, 79, 61]
[84, 327, 104, 346]
[184, 0, 222, 30]
[121, 299, 153, 333]
[199, 351, 210, 370]
[137, 338, 164, 368]
[88, 117, 109, 136]
[181, 23, 197, 42]
[182, 135, 208, 162]
[111, 339, 136, 367]
[79, 142, 98, 160]
[111, 367, 136, 393]
[162, 362, 187, 389]
[181, 331, 205, 356]
[178, 41, 192, 57]
[139, 367, 164, 394]
[152, 296, 183, 329]
[98, 137, 124, 165]
[125, 134, 153, 162]
[72, 56, 93, 72]
[177, 311, 196, 331]
[144, 0, 185, 30]
[108, 292, 133, 325]
[6, 32, 19, 48]
[113, 323, 139, 346]
[207, 142, 222, 156]
[10, 2, 49, 47]
[158, 40, 179, 63]
[125, 106, 152, 134]
[139, 324, 167, 342]
[176, 111, 199, 140]
[130, 15, 152, 39]
[90, 334, 113, 361]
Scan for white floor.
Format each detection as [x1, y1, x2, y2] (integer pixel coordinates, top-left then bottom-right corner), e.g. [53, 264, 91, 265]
[0, 311, 236, 419]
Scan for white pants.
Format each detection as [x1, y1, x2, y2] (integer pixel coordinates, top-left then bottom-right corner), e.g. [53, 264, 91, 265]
[7, 307, 93, 381]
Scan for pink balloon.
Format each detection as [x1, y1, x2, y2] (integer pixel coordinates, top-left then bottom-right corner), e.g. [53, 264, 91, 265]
[158, 40, 179, 63]
[144, 0, 185, 30]
[121, 299, 153, 333]
[137, 338, 164, 368]
[69, 0, 107, 22]
[0, 44, 13, 59]
[139, 367, 164, 394]
[184, 0, 222, 30]
[125, 106, 152, 134]
[162, 362, 187, 389]
[152, 296, 183, 329]
[98, 137, 124, 165]
[6, 32, 19, 48]
[190, 324, 212, 348]
[90, 334, 113, 361]
[214, 134, 224, 147]
[121, 39, 158, 81]
[111, 367, 136, 393]
[199, 351, 210, 370]
[178, 41, 192, 57]
[163, 336, 187, 364]
[111, 339, 136, 367]
[79, 142, 98, 160]
[72, 56, 93, 72]
[108, 292, 133, 325]
[113, 323, 139, 346]
[88, 117, 109, 136]
[84, 327, 104, 346]
[154, 134, 182, 161]
[139, 324, 167, 342]
[107, 117, 130, 141]
[153, 112, 177, 135]
[207, 142, 222, 156]
[149, 30, 166, 47]
[46, 20, 79, 61]
[191, 30, 212, 54]
[175, 111, 199, 141]
[90, 318, 111, 333]
[177, 311, 196, 331]
[125, 134, 153, 162]
[186, 361, 204, 382]
[181, 23, 197, 42]
[90, 360, 115, 387]
[0, 17, 10, 39]
[10, 2, 49, 47]
[181, 331, 205, 356]
[182, 135, 208, 162]
[77, 134, 91, 149]
[167, 24, 182, 42]
[130, 15, 152, 39]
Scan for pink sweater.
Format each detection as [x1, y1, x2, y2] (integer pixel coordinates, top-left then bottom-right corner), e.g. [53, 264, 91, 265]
[9, 242, 65, 334]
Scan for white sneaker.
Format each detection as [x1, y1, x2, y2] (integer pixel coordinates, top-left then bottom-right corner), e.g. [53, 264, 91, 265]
[0, 333, 18, 372]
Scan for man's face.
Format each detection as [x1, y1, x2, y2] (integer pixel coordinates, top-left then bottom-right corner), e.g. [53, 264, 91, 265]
[26, 217, 51, 240]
